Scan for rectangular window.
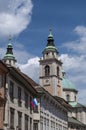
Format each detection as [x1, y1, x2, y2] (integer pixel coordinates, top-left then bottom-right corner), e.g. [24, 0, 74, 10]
[30, 96, 32, 113]
[25, 115, 28, 130]
[25, 92, 28, 108]
[10, 108, 14, 129]
[33, 106, 38, 113]
[18, 112, 22, 129]
[57, 67, 59, 77]
[30, 118, 32, 130]
[18, 87, 22, 106]
[33, 123, 38, 130]
[10, 81, 14, 102]
[0, 74, 2, 89]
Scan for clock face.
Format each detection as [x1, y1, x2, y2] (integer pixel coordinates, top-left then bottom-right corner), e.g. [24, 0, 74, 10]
[0, 75, 2, 88]
[44, 78, 50, 85]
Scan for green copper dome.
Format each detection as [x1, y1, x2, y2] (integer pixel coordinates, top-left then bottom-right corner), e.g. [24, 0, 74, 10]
[43, 29, 59, 54]
[62, 77, 76, 90]
[62, 70, 77, 91]
[3, 37, 16, 62]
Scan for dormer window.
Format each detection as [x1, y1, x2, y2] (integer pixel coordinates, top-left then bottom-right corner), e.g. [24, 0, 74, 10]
[45, 65, 50, 76]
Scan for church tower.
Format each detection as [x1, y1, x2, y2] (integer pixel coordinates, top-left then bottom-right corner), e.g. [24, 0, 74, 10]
[2, 37, 17, 67]
[39, 30, 63, 97]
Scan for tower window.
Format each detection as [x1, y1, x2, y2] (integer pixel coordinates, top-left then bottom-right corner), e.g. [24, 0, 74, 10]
[66, 94, 70, 101]
[45, 65, 50, 76]
[57, 67, 59, 77]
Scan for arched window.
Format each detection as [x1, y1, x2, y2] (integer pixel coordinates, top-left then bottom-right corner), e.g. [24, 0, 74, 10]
[66, 94, 70, 101]
[57, 66, 59, 77]
[45, 65, 50, 76]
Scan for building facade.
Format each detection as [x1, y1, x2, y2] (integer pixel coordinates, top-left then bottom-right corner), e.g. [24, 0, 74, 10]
[0, 39, 40, 130]
[36, 87, 70, 130]
[0, 30, 86, 130]
[62, 71, 86, 130]
[0, 37, 70, 130]
[39, 30, 86, 130]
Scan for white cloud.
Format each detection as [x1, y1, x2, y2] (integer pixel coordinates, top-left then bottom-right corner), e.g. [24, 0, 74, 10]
[78, 89, 86, 105]
[60, 26, 86, 105]
[63, 26, 86, 54]
[0, 0, 33, 36]
[18, 57, 40, 82]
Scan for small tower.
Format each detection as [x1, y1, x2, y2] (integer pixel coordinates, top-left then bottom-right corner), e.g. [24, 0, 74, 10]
[39, 30, 63, 97]
[2, 36, 17, 67]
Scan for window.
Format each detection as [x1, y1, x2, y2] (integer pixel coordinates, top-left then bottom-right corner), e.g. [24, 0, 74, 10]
[66, 94, 70, 101]
[30, 118, 32, 130]
[33, 106, 38, 113]
[57, 66, 59, 77]
[0, 74, 2, 89]
[10, 108, 14, 129]
[18, 112, 22, 129]
[45, 65, 50, 76]
[25, 115, 28, 130]
[33, 123, 38, 130]
[25, 92, 28, 108]
[18, 87, 22, 106]
[10, 81, 14, 102]
[30, 96, 33, 113]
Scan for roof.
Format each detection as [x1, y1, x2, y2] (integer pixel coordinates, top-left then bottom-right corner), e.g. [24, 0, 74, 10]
[43, 30, 59, 54]
[54, 96, 72, 111]
[69, 101, 86, 108]
[36, 87, 72, 111]
[68, 117, 86, 127]
[2, 64, 39, 96]
[21, 72, 38, 87]
[3, 38, 16, 62]
[62, 77, 77, 92]
[4, 54, 16, 60]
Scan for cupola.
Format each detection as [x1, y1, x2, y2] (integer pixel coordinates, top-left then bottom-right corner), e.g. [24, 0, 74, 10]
[2, 36, 17, 67]
[42, 29, 59, 60]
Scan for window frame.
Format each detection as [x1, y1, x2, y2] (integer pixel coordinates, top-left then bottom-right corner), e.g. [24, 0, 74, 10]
[45, 65, 50, 77]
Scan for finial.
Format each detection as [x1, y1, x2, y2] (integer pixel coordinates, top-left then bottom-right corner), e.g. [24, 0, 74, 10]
[48, 28, 53, 37]
[49, 28, 52, 34]
[8, 35, 12, 42]
[8, 35, 13, 46]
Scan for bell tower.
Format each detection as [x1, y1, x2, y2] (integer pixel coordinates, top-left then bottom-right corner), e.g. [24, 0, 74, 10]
[39, 30, 63, 97]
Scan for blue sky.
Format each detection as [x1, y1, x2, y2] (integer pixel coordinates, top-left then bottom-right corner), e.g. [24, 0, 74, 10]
[0, 0, 86, 104]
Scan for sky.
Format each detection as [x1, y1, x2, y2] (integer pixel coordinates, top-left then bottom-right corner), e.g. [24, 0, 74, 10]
[0, 0, 86, 105]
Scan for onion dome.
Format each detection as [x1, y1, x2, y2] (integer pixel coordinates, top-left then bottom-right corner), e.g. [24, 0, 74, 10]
[43, 29, 59, 54]
[3, 36, 17, 67]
